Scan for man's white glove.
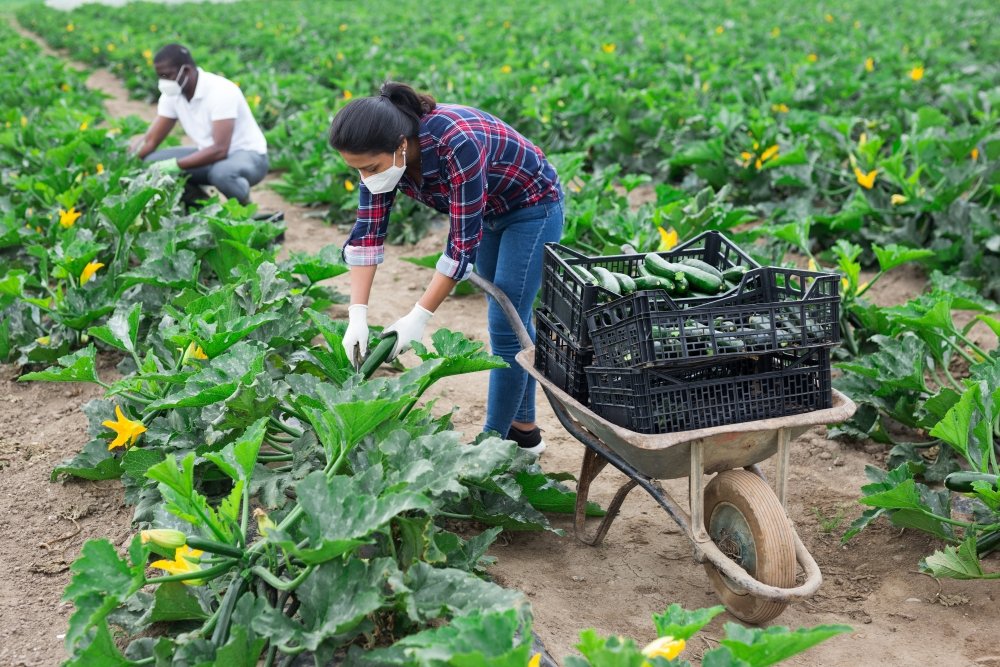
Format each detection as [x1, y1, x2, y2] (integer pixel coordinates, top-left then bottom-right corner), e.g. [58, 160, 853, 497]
[383, 304, 433, 359]
[343, 304, 369, 368]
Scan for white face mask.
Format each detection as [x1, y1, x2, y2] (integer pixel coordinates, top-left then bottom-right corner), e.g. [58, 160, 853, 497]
[158, 66, 188, 97]
[360, 147, 406, 194]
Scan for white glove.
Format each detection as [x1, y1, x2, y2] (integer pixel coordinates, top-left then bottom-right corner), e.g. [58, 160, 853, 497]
[343, 304, 369, 367]
[383, 304, 433, 359]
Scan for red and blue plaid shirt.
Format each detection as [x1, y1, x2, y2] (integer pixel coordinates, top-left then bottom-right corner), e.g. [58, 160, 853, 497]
[343, 104, 562, 280]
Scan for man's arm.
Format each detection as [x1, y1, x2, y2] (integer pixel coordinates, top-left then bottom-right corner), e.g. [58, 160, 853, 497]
[173, 119, 235, 169]
[132, 116, 176, 158]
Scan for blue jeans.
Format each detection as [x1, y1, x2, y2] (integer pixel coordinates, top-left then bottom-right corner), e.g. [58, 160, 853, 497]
[145, 147, 269, 205]
[476, 199, 564, 436]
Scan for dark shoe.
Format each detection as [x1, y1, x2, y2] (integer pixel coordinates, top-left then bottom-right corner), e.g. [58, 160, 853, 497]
[506, 425, 546, 456]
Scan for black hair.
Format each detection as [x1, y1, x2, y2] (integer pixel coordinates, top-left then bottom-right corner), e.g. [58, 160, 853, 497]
[153, 43, 196, 69]
[328, 81, 437, 154]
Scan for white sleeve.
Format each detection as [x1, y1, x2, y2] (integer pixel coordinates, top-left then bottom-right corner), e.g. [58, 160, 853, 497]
[208, 84, 240, 121]
[156, 94, 178, 119]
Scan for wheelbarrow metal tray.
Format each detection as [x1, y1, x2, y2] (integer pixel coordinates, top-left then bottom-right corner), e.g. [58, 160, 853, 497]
[518, 347, 856, 480]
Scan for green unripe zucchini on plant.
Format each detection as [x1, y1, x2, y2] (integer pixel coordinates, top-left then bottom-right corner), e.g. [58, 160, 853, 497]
[360, 333, 399, 379]
[590, 266, 621, 295]
[944, 471, 1000, 493]
[644, 254, 723, 293]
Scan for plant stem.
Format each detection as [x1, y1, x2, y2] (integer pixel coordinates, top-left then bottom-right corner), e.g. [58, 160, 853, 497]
[250, 564, 315, 591]
[268, 416, 303, 438]
[145, 559, 236, 585]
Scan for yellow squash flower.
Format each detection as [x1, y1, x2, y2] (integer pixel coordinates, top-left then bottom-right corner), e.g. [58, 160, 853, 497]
[106, 43, 116, 52]
[909, 65, 924, 81]
[500, 64, 513, 74]
[59, 207, 82, 228]
[79, 261, 104, 285]
[79, 120, 88, 131]
[343, 90, 353, 100]
[182, 341, 209, 364]
[824, 13, 834, 22]
[890, 194, 908, 206]
[66, 23, 74, 31]
[102, 405, 147, 450]
[527, 654, 541, 667]
[344, 179, 355, 192]
[601, 43, 616, 54]
[20, 115, 28, 128]
[36, 336, 51, 346]
[807, 53, 818, 63]
[642, 636, 686, 663]
[253, 508, 276, 537]
[657, 226, 679, 251]
[61, 81, 71, 91]
[854, 167, 877, 189]
[151, 545, 205, 584]
[865, 57, 875, 72]
[807, 258, 819, 271]
[854, 20, 862, 29]
[971, 147, 979, 161]
[770, 26, 781, 38]
[96, 163, 104, 174]
[841, 276, 849, 290]
[338, 23, 347, 31]
[772, 103, 789, 113]
[715, 25, 725, 34]
[760, 144, 780, 162]
[141, 529, 187, 550]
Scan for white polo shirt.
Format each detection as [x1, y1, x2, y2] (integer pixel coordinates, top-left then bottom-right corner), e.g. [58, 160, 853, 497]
[156, 68, 267, 155]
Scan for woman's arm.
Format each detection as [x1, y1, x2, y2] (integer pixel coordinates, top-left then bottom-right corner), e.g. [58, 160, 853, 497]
[417, 271, 458, 312]
[350, 265, 378, 305]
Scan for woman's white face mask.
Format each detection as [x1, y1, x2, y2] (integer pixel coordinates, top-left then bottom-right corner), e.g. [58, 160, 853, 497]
[360, 147, 406, 194]
[158, 66, 188, 97]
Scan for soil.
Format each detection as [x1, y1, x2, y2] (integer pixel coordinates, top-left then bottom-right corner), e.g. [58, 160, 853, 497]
[2, 20, 999, 667]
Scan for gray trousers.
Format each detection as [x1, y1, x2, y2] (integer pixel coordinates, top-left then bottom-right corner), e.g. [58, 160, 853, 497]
[145, 147, 268, 205]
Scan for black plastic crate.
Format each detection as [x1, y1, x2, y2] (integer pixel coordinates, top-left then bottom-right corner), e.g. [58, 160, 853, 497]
[585, 266, 841, 368]
[540, 231, 760, 347]
[534, 308, 593, 402]
[586, 348, 832, 435]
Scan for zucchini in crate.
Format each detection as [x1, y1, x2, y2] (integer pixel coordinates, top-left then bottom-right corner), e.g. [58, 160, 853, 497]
[645, 254, 723, 293]
[590, 266, 621, 296]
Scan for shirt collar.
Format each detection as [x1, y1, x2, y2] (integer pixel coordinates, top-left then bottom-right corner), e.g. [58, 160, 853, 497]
[189, 68, 208, 100]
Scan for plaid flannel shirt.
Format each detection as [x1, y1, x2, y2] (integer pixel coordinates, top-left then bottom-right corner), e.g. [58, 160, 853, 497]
[342, 104, 562, 280]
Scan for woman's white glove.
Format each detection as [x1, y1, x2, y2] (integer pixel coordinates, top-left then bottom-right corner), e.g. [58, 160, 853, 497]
[383, 304, 433, 359]
[343, 304, 369, 368]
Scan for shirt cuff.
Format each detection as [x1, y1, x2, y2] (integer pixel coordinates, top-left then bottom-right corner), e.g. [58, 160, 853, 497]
[436, 253, 473, 281]
[343, 243, 385, 266]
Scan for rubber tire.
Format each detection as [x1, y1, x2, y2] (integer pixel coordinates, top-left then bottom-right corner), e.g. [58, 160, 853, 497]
[702, 469, 796, 624]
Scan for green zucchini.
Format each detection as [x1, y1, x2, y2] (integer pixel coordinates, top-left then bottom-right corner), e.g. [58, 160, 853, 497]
[359, 333, 399, 378]
[634, 275, 675, 292]
[611, 272, 636, 294]
[572, 265, 598, 284]
[944, 471, 1000, 493]
[722, 265, 750, 282]
[671, 272, 689, 295]
[644, 254, 721, 293]
[591, 266, 621, 295]
[978, 530, 1000, 556]
[679, 258, 724, 281]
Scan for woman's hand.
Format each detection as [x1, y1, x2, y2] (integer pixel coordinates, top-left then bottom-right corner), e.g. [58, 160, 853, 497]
[383, 304, 433, 359]
[343, 304, 370, 367]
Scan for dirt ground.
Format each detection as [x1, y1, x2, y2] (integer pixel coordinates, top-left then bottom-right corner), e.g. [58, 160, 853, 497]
[2, 22, 999, 667]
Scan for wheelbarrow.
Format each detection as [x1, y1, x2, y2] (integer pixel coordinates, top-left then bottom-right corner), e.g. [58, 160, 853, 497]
[468, 272, 858, 624]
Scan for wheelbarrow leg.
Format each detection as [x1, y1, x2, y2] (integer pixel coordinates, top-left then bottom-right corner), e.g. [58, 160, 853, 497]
[575, 448, 638, 546]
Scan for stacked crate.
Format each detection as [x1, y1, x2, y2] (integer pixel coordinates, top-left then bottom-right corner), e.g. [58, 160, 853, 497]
[534, 231, 841, 434]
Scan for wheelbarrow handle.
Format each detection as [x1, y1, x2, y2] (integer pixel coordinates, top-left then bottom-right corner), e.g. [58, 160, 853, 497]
[468, 272, 533, 352]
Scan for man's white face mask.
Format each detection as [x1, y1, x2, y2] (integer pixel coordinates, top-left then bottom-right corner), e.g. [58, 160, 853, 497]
[158, 65, 188, 97]
[360, 146, 406, 194]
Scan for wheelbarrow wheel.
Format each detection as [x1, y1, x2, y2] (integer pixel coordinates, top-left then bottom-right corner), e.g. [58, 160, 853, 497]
[703, 469, 796, 624]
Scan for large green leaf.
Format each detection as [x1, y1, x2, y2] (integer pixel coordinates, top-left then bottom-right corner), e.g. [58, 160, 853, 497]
[652, 604, 726, 641]
[268, 467, 430, 564]
[872, 243, 935, 273]
[101, 187, 157, 234]
[922, 537, 1000, 580]
[19, 345, 99, 383]
[252, 557, 398, 657]
[402, 562, 527, 623]
[718, 623, 852, 667]
[146, 452, 231, 541]
[145, 341, 266, 410]
[121, 249, 199, 289]
[148, 582, 210, 623]
[88, 302, 142, 355]
[203, 416, 268, 483]
[411, 328, 508, 383]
